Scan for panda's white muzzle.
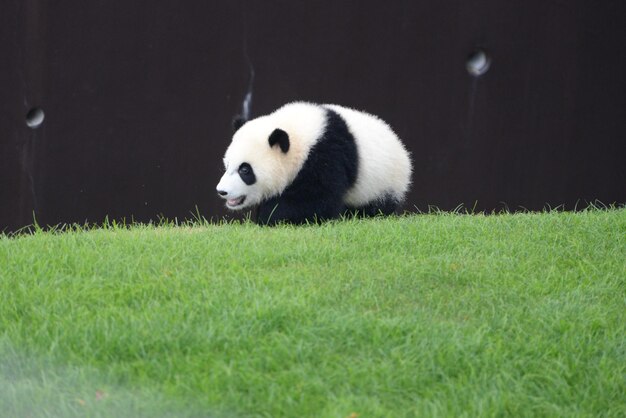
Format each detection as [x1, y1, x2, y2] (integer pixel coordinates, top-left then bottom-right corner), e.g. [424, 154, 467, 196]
[217, 189, 247, 209]
[216, 174, 249, 210]
[226, 195, 246, 208]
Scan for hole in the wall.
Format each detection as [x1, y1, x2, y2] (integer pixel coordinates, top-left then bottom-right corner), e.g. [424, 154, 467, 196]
[25, 107, 45, 129]
[466, 49, 491, 76]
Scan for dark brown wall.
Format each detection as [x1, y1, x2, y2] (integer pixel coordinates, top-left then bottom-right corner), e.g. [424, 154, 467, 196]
[2, 1, 625, 231]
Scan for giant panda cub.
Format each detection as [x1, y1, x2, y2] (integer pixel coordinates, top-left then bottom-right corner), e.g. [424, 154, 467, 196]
[216, 102, 412, 225]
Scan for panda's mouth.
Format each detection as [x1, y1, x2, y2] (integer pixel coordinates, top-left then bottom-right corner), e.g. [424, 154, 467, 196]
[226, 195, 246, 208]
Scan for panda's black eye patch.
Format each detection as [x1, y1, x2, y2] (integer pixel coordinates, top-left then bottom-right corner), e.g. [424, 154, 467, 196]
[238, 163, 256, 185]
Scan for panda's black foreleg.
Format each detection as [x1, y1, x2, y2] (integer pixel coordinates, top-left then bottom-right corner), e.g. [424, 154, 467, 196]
[256, 195, 345, 226]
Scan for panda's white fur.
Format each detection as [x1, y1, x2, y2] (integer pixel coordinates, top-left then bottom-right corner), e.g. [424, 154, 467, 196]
[218, 103, 327, 209]
[216, 101, 412, 224]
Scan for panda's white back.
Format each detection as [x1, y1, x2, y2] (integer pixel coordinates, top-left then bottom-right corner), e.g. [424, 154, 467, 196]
[323, 104, 413, 207]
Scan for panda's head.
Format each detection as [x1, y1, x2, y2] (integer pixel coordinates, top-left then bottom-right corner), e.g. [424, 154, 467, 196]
[216, 117, 294, 210]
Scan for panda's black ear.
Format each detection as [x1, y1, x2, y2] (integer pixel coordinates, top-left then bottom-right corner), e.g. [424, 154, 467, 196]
[232, 115, 247, 133]
[268, 128, 290, 153]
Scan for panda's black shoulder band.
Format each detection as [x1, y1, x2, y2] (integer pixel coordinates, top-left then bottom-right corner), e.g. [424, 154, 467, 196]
[268, 128, 290, 153]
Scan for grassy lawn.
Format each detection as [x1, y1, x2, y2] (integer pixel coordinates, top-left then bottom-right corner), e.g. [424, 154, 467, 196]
[1, 209, 625, 417]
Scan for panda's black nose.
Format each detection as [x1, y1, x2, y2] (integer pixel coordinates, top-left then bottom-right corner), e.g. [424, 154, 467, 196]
[217, 189, 228, 197]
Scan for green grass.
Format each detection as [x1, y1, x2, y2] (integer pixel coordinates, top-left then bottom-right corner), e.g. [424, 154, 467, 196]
[1, 209, 625, 417]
